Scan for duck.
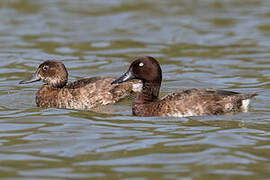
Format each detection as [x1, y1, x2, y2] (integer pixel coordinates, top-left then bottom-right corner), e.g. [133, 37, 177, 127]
[111, 56, 257, 117]
[19, 60, 142, 110]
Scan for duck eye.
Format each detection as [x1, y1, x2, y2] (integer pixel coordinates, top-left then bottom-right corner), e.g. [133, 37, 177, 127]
[139, 62, 144, 67]
[43, 65, 49, 71]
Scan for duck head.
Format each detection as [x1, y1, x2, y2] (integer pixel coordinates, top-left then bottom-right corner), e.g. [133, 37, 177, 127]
[112, 56, 162, 85]
[19, 60, 68, 88]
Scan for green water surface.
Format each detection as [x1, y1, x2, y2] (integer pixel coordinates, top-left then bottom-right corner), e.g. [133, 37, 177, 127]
[0, 0, 270, 179]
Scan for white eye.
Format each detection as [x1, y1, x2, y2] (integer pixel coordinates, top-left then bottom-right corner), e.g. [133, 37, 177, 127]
[139, 62, 144, 67]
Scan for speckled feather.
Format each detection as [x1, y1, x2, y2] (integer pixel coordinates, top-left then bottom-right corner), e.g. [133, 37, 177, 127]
[132, 88, 257, 117]
[36, 76, 140, 110]
[20, 60, 142, 110]
[112, 56, 257, 117]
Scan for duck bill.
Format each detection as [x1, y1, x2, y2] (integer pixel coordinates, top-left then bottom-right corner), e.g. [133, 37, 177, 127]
[19, 72, 41, 84]
[111, 69, 135, 84]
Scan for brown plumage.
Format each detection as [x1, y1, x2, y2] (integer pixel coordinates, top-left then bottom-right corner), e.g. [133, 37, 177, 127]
[19, 60, 142, 110]
[112, 56, 257, 117]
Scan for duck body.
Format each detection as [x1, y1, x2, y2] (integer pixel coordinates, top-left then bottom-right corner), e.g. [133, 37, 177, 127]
[112, 56, 257, 117]
[132, 88, 256, 117]
[36, 76, 140, 110]
[20, 60, 141, 110]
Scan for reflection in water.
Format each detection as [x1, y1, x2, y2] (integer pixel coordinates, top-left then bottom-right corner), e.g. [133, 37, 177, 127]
[0, 0, 270, 179]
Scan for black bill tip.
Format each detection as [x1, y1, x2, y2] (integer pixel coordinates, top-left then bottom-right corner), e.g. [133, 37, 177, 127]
[111, 69, 135, 85]
[19, 72, 41, 84]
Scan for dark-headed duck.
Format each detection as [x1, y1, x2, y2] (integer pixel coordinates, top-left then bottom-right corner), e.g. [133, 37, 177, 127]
[20, 60, 142, 110]
[112, 56, 257, 117]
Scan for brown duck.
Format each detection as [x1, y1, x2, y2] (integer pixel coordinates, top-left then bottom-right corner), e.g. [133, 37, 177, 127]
[19, 60, 142, 110]
[112, 56, 257, 117]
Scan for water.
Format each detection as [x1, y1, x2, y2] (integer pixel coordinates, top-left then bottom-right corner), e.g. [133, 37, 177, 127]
[0, 0, 270, 179]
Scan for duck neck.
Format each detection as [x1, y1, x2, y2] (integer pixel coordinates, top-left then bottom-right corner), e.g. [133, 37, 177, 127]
[48, 79, 67, 89]
[135, 80, 161, 103]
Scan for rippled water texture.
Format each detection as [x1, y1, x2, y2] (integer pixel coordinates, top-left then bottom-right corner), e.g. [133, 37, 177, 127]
[1, 0, 270, 179]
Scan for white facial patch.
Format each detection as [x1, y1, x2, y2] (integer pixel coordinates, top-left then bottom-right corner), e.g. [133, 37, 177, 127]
[132, 83, 143, 92]
[139, 62, 144, 67]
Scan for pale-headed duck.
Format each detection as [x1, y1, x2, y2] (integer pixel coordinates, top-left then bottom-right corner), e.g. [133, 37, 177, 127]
[20, 60, 142, 110]
[112, 56, 257, 117]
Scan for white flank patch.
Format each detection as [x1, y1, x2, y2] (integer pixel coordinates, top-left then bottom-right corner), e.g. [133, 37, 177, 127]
[170, 111, 197, 117]
[241, 99, 250, 112]
[169, 112, 184, 117]
[225, 103, 233, 111]
[132, 83, 143, 92]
